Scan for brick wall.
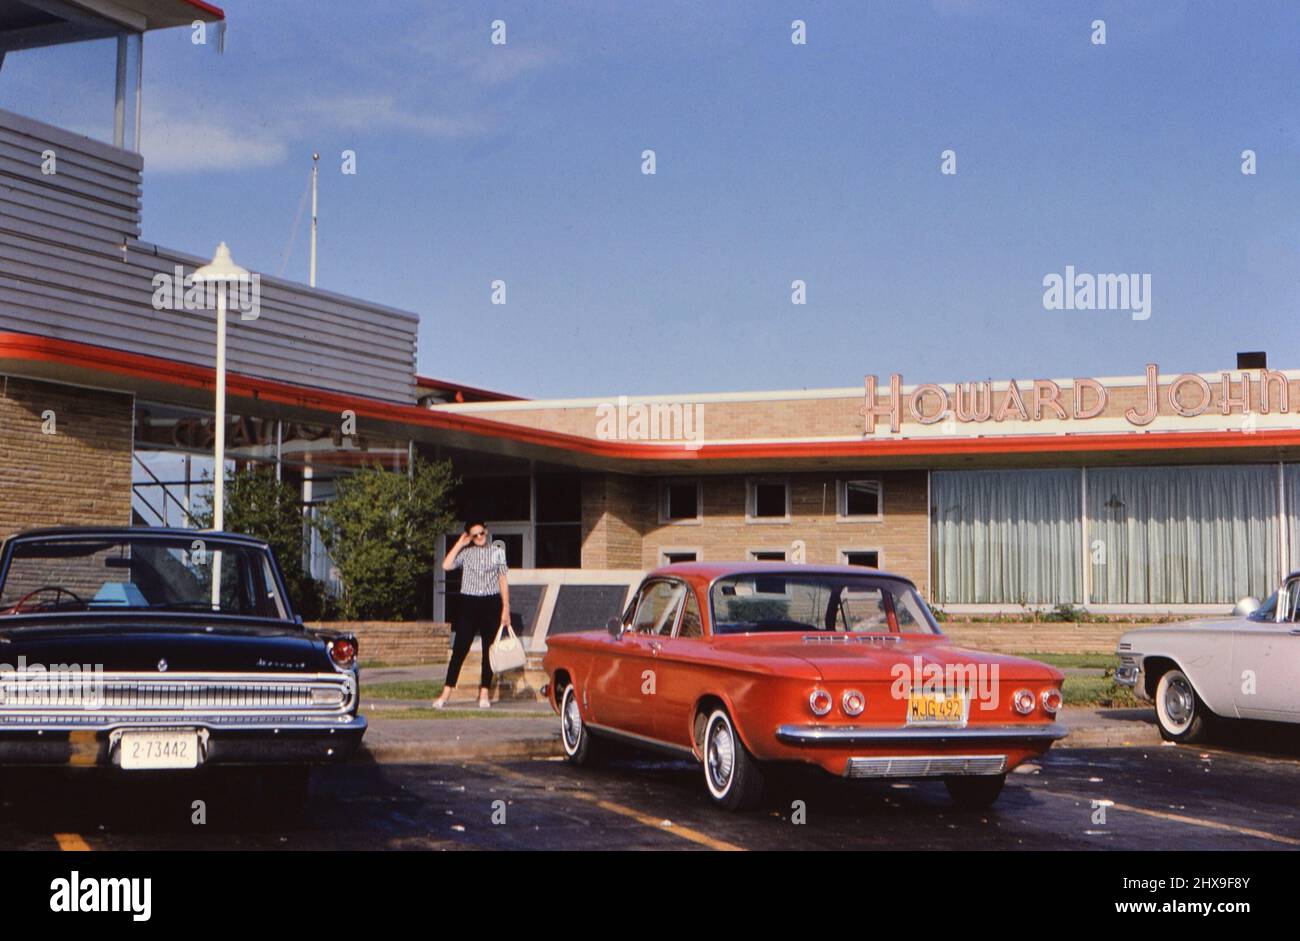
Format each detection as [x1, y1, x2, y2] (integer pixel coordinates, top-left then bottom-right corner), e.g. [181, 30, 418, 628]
[581, 473, 647, 568]
[308, 620, 451, 665]
[641, 470, 930, 592]
[440, 372, 1300, 440]
[0, 376, 133, 539]
[941, 621, 1129, 654]
[576, 469, 930, 593]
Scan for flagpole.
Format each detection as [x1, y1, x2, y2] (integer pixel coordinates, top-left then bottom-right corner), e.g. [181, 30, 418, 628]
[309, 152, 318, 287]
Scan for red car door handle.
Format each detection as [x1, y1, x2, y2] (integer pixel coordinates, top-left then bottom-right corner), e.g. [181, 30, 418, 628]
[649, 641, 662, 655]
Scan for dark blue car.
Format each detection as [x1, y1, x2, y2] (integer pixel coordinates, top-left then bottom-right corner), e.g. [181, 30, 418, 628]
[0, 527, 365, 804]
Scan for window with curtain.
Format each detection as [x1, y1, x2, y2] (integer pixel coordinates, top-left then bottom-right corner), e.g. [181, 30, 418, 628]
[1087, 465, 1280, 605]
[931, 469, 1082, 605]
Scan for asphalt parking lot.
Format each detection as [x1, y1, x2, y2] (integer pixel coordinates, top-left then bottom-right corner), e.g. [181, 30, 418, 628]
[4, 732, 1300, 851]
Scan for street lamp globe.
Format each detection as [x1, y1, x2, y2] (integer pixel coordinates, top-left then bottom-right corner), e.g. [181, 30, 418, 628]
[193, 241, 249, 284]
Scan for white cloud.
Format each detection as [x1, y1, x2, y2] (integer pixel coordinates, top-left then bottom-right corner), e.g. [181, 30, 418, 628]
[138, 92, 486, 174]
[466, 46, 557, 86]
[135, 9, 562, 175]
[141, 114, 288, 172]
[306, 95, 491, 138]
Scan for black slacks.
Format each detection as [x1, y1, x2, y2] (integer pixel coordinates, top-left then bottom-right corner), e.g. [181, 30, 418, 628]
[445, 593, 501, 689]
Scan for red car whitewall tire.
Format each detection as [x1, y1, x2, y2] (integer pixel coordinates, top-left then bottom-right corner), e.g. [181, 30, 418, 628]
[702, 708, 765, 811]
[560, 683, 599, 765]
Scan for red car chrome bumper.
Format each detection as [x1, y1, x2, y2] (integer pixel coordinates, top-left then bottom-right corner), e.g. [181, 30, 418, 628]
[774, 722, 1068, 746]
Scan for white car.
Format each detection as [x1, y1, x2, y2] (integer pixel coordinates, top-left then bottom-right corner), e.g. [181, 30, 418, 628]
[1115, 571, 1300, 742]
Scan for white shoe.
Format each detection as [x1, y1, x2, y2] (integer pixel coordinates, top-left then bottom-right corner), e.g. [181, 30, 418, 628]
[478, 699, 491, 710]
[432, 699, 448, 710]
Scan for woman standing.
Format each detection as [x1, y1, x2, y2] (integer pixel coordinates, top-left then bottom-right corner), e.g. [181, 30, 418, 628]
[433, 521, 510, 709]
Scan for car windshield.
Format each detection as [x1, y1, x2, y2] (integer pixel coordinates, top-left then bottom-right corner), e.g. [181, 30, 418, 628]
[0, 534, 290, 621]
[710, 572, 940, 636]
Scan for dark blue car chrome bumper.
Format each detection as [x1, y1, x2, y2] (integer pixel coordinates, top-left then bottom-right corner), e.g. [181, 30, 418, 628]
[0, 714, 367, 767]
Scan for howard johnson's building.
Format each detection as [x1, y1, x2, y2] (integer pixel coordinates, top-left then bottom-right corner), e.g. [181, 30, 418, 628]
[1, 2, 1298, 623]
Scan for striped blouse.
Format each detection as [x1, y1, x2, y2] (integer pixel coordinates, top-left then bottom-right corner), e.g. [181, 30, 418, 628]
[450, 543, 508, 596]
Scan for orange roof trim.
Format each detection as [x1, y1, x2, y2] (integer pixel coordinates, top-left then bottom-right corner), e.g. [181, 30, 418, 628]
[4, 332, 1300, 463]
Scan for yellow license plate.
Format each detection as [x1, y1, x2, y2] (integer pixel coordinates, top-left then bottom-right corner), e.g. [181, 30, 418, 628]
[906, 691, 966, 725]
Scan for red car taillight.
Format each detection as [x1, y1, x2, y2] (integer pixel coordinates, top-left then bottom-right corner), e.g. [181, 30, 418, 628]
[329, 638, 357, 669]
[1012, 688, 1036, 715]
[841, 689, 865, 716]
[809, 688, 833, 716]
[1041, 687, 1063, 714]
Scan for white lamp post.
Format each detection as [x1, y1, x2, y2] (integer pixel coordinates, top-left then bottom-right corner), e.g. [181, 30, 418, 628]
[192, 243, 249, 611]
[192, 242, 250, 533]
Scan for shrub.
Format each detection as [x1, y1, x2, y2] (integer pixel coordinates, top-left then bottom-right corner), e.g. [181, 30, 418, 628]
[196, 465, 325, 618]
[1041, 603, 1084, 623]
[312, 457, 457, 621]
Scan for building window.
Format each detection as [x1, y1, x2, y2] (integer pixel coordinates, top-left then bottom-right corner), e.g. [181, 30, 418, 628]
[535, 473, 582, 568]
[456, 475, 531, 522]
[746, 479, 789, 523]
[932, 469, 1082, 605]
[1087, 465, 1280, 605]
[660, 480, 702, 524]
[661, 548, 699, 565]
[749, 549, 787, 562]
[838, 479, 882, 521]
[840, 549, 881, 569]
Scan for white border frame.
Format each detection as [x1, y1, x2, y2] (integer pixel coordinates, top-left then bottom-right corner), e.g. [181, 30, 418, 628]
[839, 547, 884, 569]
[836, 478, 884, 523]
[474, 569, 646, 653]
[746, 477, 791, 524]
[658, 478, 703, 526]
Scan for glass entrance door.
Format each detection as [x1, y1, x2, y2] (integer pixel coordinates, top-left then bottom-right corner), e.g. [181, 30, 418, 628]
[434, 524, 533, 622]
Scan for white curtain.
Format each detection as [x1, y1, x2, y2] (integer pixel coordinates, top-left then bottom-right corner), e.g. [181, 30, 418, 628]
[931, 470, 1082, 604]
[1088, 465, 1280, 604]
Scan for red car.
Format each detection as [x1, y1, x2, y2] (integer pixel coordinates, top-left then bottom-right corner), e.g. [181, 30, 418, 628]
[543, 563, 1066, 811]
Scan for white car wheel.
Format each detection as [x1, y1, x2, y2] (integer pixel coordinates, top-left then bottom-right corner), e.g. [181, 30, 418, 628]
[559, 684, 598, 764]
[701, 708, 765, 811]
[703, 710, 736, 799]
[1154, 668, 1212, 743]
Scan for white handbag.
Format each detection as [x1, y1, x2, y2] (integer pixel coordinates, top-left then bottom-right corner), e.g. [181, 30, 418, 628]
[489, 623, 527, 673]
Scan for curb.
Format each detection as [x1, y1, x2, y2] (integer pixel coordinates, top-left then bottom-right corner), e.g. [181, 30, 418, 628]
[359, 736, 563, 764]
[357, 725, 1160, 764]
[1057, 727, 1162, 749]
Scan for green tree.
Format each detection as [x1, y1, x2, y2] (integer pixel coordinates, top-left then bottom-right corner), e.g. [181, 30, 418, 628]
[196, 465, 324, 619]
[313, 457, 457, 621]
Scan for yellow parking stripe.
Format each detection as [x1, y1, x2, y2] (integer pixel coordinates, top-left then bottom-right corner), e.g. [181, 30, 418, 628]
[54, 833, 91, 851]
[1051, 790, 1300, 847]
[68, 731, 98, 767]
[481, 763, 744, 851]
[586, 796, 745, 851]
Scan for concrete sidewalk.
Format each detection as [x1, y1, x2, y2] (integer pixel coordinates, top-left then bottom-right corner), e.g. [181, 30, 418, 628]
[1055, 706, 1162, 748]
[365, 665, 448, 684]
[360, 714, 560, 763]
[357, 705, 1161, 764]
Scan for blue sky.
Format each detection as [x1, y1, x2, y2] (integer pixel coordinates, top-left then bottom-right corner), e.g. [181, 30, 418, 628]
[5, 1, 1299, 398]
